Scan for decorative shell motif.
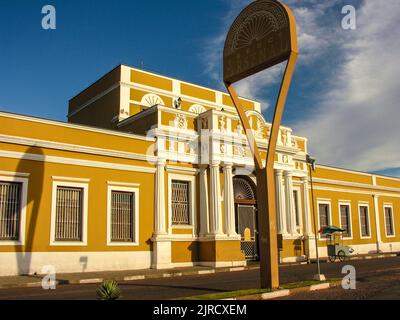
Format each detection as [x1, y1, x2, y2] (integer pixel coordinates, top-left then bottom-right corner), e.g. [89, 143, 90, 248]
[224, 1, 288, 56]
[174, 114, 187, 130]
[141, 94, 164, 108]
[189, 104, 206, 115]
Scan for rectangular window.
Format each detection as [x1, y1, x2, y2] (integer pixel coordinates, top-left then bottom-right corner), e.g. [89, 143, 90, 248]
[359, 206, 370, 237]
[340, 204, 351, 238]
[293, 190, 300, 227]
[318, 203, 330, 230]
[0, 182, 22, 241]
[385, 207, 395, 237]
[171, 180, 190, 225]
[55, 186, 83, 242]
[111, 191, 135, 242]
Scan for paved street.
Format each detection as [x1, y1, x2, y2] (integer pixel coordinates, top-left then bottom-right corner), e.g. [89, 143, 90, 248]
[0, 257, 399, 300]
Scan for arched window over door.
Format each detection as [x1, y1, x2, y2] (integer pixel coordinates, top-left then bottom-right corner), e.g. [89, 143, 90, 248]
[233, 176, 256, 203]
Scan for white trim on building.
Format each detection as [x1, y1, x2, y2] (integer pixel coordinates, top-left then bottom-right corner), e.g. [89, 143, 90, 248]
[106, 185, 140, 246]
[50, 180, 89, 247]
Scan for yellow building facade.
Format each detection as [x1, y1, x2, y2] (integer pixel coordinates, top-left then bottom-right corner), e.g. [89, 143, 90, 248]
[0, 64, 399, 276]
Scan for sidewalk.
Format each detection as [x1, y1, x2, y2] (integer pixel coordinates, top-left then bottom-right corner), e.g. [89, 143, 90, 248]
[0, 252, 398, 290]
[0, 264, 259, 290]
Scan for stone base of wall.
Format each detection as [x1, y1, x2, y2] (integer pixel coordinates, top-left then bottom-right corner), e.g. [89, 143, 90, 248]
[0, 251, 152, 277]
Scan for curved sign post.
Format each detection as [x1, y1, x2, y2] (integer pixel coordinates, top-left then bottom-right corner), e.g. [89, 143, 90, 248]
[223, 0, 298, 289]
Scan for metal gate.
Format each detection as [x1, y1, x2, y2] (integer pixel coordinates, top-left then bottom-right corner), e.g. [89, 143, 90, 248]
[237, 205, 258, 260]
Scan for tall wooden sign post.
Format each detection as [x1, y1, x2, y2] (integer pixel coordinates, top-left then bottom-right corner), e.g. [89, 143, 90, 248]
[223, 0, 298, 289]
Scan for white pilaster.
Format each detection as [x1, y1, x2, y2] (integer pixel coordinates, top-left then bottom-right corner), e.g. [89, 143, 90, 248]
[199, 166, 210, 237]
[152, 158, 171, 269]
[284, 171, 296, 234]
[275, 169, 287, 234]
[154, 159, 167, 235]
[223, 163, 237, 237]
[301, 176, 312, 236]
[209, 162, 223, 235]
[373, 194, 383, 253]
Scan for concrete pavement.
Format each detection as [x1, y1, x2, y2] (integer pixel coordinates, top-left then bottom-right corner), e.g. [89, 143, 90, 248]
[0, 256, 399, 300]
[0, 252, 397, 290]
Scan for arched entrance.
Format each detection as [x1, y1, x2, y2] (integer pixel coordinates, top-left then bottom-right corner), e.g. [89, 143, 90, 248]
[233, 176, 259, 261]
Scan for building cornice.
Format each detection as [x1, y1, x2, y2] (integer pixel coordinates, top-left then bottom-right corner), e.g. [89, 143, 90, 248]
[0, 112, 155, 142]
[0, 134, 157, 163]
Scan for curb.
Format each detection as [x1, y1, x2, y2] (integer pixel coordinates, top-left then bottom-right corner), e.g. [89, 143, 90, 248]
[307, 253, 399, 265]
[235, 281, 341, 300]
[0, 265, 259, 290]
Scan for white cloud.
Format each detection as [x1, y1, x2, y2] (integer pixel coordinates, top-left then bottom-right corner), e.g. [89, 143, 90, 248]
[295, 0, 400, 173]
[202, 0, 341, 109]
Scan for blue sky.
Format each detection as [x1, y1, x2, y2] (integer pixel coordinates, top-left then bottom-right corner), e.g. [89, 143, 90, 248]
[0, 0, 399, 177]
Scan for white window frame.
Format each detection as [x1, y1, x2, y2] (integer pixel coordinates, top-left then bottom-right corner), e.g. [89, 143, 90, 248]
[292, 186, 303, 232]
[0, 175, 28, 246]
[168, 173, 196, 233]
[317, 199, 332, 239]
[50, 180, 89, 246]
[338, 201, 353, 240]
[107, 185, 140, 246]
[358, 202, 371, 240]
[383, 203, 396, 238]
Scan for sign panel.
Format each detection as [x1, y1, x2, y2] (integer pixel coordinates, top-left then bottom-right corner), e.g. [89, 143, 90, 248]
[223, 0, 292, 84]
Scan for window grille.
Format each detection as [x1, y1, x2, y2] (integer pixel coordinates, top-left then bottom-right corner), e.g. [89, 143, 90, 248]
[0, 182, 22, 240]
[340, 205, 351, 237]
[318, 204, 330, 229]
[55, 187, 83, 241]
[171, 180, 190, 225]
[385, 207, 394, 236]
[359, 206, 370, 237]
[111, 191, 135, 242]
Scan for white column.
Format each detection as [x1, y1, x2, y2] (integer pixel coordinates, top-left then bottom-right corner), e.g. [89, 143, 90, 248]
[199, 166, 210, 237]
[301, 176, 312, 236]
[209, 162, 223, 235]
[154, 159, 167, 235]
[373, 194, 383, 253]
[275, 169, 287, 234]
[284, 171, 296, 234]
[152, 158, 171, 269]
[223, 163, 237, 237]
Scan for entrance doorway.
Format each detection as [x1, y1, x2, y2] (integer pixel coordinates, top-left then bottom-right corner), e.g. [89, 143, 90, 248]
[233, 176, 258, 261]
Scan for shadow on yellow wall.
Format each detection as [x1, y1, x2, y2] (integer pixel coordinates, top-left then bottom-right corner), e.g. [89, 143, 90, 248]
[14, 146, 44, 275]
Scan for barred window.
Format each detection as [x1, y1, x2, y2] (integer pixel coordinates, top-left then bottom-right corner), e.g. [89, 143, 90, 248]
[171, 180, 190, 225]
[385, 207, 395, 236]
[359, 206, 370, 237]
[340, 204, 351, 237]
[111, 191, 135, 242]
[318, 203, 330, 230]
[0, 182, 22, 241]
[55, 187, 83, 242]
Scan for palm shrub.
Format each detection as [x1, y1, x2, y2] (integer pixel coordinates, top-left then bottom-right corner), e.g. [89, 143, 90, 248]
[96, 280, 121, 300]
